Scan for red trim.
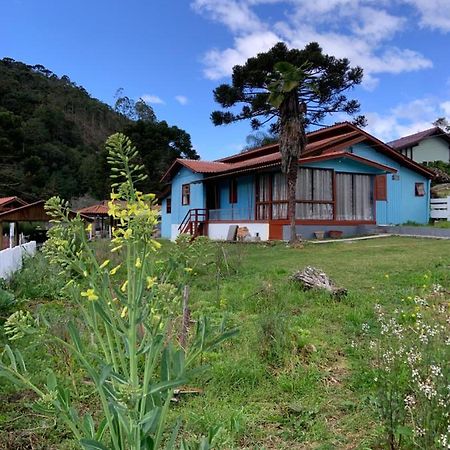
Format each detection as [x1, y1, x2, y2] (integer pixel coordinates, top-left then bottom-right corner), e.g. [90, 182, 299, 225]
[269, 219, 376, 226]
[269, 223, 283, 240]
[300, 151, 397, 173]
[341, 122, 435, 178]
[208, 220, 268, 224]
[207, 219, 376, 225]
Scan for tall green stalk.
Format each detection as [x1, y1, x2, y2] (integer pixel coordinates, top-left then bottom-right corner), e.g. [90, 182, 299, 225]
[0, 133, 237, 450]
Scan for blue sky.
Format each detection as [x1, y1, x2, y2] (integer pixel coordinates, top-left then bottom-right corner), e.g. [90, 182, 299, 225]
[2, 0, 450, 160]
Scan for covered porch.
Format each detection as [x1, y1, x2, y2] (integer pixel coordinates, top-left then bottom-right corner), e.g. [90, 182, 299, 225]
[200, 153, 396, 240]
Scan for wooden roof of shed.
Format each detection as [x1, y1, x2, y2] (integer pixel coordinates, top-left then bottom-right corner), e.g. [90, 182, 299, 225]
[0, 196, 28, 210]
[0, 200, 93, 222]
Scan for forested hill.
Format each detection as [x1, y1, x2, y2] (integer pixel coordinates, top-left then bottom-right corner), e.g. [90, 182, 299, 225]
[0, 58, 198, 202]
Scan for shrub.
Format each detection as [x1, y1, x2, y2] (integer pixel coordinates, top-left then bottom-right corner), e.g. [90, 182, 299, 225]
[0, 286, 16, 323]
[0, 133, 236, 450]
[9, 252, 66, 301]
[363, 288, 449, 449]
[258, 313, 293, 367]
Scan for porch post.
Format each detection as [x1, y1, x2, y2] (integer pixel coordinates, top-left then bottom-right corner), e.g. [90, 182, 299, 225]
[9, 222, 15, 248]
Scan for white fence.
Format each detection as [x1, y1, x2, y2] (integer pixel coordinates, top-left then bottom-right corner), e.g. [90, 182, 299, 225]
[0, 241, 37, 279]
[430, 197, 450, 221]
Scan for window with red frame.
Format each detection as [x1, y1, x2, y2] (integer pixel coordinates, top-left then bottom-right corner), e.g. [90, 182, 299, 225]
[415, 182, 425, 197]
[182, 184, 190, 205]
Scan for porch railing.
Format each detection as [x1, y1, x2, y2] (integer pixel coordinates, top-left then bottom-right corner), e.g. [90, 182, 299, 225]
[208, 208, 254, 221]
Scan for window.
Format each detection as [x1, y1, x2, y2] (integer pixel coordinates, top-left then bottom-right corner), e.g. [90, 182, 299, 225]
[374, 175, 387, 201]
[166, 197, 171, 214]
[295, 168, 333, 220]
[182, 184, 190, 205]
[256, 174, 271, 220]
[335, 173, 374, 221]
[272, 173, 288, 219]
[256, 168, 334, 220]
[229, 178, 238, 204]
[415, 182, 425, 197]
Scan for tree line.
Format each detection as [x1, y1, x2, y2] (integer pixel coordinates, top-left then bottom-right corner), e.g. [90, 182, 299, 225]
[0, 58, 198, 203]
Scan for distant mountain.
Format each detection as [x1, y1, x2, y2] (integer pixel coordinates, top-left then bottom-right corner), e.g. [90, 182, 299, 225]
[0, 58, 198, 202]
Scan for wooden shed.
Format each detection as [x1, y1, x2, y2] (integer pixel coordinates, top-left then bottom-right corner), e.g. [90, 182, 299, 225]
[0, 200, 93, 248]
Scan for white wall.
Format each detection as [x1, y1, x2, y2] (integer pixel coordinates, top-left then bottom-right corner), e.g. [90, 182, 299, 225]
[207, 223, 269, 241]
[0, 242, 37, 279]
[171, 222, 270, 241]
[171, 224, 181, 241]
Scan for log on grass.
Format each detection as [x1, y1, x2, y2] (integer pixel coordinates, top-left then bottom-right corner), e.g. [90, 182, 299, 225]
[290, 266, 347, 298]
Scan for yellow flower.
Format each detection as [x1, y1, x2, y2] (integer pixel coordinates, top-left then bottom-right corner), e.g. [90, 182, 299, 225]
[135, 257, 142, 269]
[81, 288, 98, 301]
[184, 267, 193, 273]
[111, 245, 123, 253]
[146, 276, 157, 289]
[83, 270, 88, 277]
[384, 274, 389, 279]
[100, 259, 110, 269]
[123, 228, 133, 239]
[120, 280, 128, 292]
[120, 306, 128, 318]
[85, 223, 92, 233]
[110, 264, 121, 275]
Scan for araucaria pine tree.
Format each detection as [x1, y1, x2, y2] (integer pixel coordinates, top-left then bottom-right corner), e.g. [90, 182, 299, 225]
[211, 42, 365, 243]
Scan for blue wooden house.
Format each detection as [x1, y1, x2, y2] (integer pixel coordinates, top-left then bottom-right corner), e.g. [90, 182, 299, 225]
[160, 123, 433, 240]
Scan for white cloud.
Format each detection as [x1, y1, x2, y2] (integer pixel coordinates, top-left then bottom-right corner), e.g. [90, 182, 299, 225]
[364, 97, 450, 142]
[140, 94, 165, 105]
[403, 0, 450, 32]
[440, 101, 450, 116]
[203, 31, 280, 79]
[175, 95, 189, 105]
[192, 0, 434, 85]
[192, 0, 264, 33]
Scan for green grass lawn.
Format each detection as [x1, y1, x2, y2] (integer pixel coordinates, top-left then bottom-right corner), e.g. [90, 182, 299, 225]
[1, 236, 449, 449]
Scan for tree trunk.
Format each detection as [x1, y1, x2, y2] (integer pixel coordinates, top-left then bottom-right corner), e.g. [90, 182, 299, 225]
[287, 158, 297, 243]
[279, 91, 306, 244]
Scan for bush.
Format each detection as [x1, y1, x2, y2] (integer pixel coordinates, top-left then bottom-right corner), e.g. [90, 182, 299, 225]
[9, 252, 66, 301]
[361, 288, 449, 449]
[0, 286, 16, 322]
[258, 313, 293, 367]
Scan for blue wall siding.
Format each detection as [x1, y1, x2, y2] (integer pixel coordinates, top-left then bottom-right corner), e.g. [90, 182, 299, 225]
[160, 167, 205, 238]
[352, 143, 429, 224]
[302, 158, 383, 174]
[160, 141, 431, 237]
[160, 198, 171, 239]
[215, 175, 255, 220]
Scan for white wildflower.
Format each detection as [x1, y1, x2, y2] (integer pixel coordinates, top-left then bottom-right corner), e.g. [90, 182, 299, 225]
[404, 394, 416, 409]
[430, 365, 443, 378]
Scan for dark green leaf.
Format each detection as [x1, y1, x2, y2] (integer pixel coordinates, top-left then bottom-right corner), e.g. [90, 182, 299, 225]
[80, 438, 110, 450]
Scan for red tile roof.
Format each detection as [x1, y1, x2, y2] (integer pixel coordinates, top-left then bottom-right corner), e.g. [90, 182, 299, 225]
[0, 196, 27, 208]
[388, 127, 450, 149]
[77, 202, 109, 216]
[160, 122, 434, 183]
